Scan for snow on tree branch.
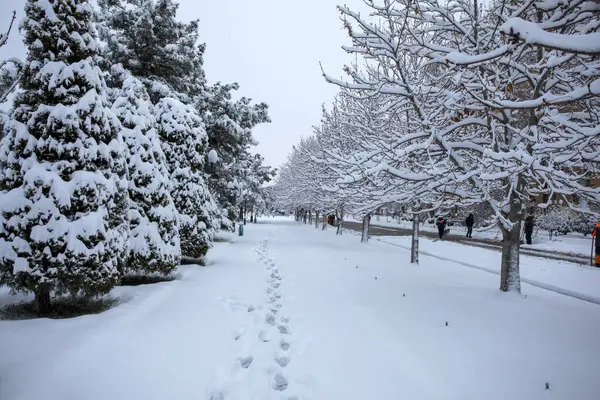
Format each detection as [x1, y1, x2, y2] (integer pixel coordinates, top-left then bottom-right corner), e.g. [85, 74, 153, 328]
[0, 10, 16, 48]
[277, 0, 600, 294]
[501, 17, 600, 55]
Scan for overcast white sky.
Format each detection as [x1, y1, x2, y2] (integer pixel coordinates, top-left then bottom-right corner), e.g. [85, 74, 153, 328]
[0, 0, 364, 169]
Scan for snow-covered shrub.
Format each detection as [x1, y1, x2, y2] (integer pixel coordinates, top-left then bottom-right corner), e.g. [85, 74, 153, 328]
[571, 213, 596, 236]
[109, 66, 180, 275]
[537, 206, 573, 235]
[0, 0, 128, 311]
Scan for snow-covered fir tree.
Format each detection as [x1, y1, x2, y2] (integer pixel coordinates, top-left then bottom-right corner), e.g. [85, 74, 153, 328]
[154, 97, 216, 257]
[108, 65, 180, 276]
[99, 0, 223, 242]
[98, 0, 204, 102]
[0, 0, 128, 313]
[197, 82, 273, 228]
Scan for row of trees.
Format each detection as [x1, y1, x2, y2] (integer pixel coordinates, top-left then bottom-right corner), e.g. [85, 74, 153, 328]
[0, 0, 274, 313]
[274, 0, 600, 293]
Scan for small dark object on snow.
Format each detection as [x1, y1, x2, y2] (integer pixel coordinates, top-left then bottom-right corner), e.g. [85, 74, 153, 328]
[445, 321, 448, 326]
[403, 293, 405, 297]
[545, 383, 550, 390]
[375, 276, 378, 280]
[356, 265, 358, 268]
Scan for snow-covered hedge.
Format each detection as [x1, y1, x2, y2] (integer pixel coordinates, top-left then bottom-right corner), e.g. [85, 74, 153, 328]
[537, 206, 596, 236]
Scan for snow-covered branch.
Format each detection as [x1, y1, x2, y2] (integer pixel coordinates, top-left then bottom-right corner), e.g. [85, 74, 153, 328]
[0, 11, 16, 48]
[501, 17, 600, 55]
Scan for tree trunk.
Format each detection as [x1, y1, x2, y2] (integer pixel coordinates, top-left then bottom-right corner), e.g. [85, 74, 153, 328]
[35, 285, 51, 315]
[322, 213, 327, 230]
[500, 222, 522, 292]
[411, 213, 419, 264]
[304, 211, 308, 224]
[336, 207, 344, 235]
[243, 200, 247, 225]
[308, 210, 312, 225]
[361, 214, 371, 243]
[315, 211, 320, 228]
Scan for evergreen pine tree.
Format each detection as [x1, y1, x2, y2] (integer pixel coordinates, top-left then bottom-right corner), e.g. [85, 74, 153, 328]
[154, 97, 213, 257]
[200, 82, 271, 226]
[109, 65, 180, 276]
[98, 0, 204, 102]
[0, 0, 128, 313]
[100, 0, 221, 250]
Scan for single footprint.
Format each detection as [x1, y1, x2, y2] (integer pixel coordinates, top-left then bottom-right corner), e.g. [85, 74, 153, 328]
[268, 293, 281, 303]
[259, 329, 272, 342]
[272, 282, 281, 289]
[207, 390, 224, 400]
[265, 313, 276, 326]
[281, 316, 290, 323]
[270, 308, 279, 314]
[278, 324, 290, 334]
[247, 305, 255, 313]
[280, 340, 290, 351]
[233, 327, 246, 341]
[266, 287, 273, 294]
[273, 373, 288, 391]
[240, 356, 253, 368]
[275, 356, 290, 367]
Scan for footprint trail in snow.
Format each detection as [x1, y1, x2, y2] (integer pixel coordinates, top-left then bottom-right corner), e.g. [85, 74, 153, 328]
[209, 235, 300, 399]
[258, 238, 295, 394]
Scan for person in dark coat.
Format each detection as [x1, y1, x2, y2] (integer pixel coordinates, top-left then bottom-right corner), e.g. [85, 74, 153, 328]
[524, 215, 534, 245]
[436, 216, 447, 240]
[465, 213, 474, 238]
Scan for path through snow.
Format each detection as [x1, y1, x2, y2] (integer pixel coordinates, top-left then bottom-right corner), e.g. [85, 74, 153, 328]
[207, 234, 302, 399]
[1, 217, 599, 400]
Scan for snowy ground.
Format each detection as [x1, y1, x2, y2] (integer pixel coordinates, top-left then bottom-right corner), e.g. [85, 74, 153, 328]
[1, 217, 600, 400]
[348, 215, 593, 256]
[370, 235, 600, 304]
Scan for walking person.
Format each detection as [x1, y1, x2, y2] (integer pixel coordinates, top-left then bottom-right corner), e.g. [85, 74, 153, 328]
[465, 213, 474, 238]
[524, 214, 534, 245]
[436, 216, 447, 240]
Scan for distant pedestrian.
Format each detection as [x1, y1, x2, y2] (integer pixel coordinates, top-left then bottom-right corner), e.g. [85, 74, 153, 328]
[524, 215, 534, 245]
[465, 213, 474, 238]
[436, 216, 447, 240]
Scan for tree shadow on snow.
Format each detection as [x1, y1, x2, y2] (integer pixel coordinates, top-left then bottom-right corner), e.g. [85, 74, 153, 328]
[0, 296, 120, 320]
[120, 274, 177, 286]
